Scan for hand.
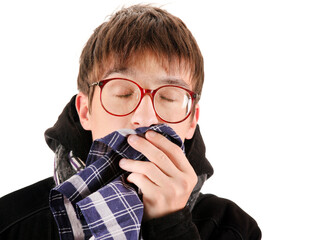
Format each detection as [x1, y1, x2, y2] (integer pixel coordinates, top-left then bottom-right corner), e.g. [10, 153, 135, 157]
[119, 130, 198, 221]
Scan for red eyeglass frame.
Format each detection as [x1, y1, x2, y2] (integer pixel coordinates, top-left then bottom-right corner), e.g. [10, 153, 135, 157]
[90, 78, 199, 124]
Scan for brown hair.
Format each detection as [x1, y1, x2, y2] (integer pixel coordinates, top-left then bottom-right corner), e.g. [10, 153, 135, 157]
[77, 4, 204, 104]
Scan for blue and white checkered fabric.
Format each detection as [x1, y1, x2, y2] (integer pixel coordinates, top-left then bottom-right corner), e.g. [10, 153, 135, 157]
[50, 124, 184, 240]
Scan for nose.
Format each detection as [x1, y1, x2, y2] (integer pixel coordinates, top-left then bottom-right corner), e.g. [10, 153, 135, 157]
[131, 95, 159, 127]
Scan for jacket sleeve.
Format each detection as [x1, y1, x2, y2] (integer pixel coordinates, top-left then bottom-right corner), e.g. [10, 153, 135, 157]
[140, 194, 262, 240]
[141, 206, 200, 240]
[192, 194, 261, 240]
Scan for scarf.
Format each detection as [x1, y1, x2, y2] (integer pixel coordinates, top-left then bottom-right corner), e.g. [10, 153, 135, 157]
[50, 124, 184, 240]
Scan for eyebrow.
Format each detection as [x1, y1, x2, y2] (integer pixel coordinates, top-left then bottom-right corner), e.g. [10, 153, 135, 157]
[158, 77, 190, 88]
[103, 68, 190, 89]
[103, 67, 134, 79]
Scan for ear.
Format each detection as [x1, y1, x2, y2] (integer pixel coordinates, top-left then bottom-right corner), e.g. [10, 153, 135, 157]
[185, 103, 200, 140]
[76, 92, 92, 131]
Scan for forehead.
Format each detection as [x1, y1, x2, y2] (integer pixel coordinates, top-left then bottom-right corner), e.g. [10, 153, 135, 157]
[102, 53, 193, 88]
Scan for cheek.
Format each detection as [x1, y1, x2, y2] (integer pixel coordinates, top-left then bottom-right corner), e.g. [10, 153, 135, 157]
[89, 108, 133, 140]
[89, 101, 113, 139]
[169, 121, 192, 142]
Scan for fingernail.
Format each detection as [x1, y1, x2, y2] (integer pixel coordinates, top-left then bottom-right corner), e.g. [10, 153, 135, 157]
[119, 159, 127, 167]
[128, 135, 138, 144]
[147, 131, 156, 138]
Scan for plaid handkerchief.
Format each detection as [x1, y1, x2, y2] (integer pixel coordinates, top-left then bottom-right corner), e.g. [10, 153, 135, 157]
[50, 124, 184, 240]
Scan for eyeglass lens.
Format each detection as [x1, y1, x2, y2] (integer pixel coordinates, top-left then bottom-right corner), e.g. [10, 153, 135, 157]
[100, 79, 193, 122]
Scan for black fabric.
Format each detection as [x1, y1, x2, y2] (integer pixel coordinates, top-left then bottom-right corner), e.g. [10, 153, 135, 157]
[142, 193, 261, 240]
[184, 125, 213, 179]
[44, 95, 92, 162]
[0, 177, 60, 240]
[192, 194, 262, 240]
[0, 95, 261, 239]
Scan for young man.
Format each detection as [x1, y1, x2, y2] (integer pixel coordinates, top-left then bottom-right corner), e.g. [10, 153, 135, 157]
[0, 4, 261, 240]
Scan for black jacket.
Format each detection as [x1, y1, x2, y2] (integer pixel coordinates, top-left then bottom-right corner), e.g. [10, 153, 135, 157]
[0, 96, 261, 240]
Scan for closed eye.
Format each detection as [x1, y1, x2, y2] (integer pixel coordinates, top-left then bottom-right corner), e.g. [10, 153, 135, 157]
[160, 95, 175, 102]
[115, 93, 133, 98]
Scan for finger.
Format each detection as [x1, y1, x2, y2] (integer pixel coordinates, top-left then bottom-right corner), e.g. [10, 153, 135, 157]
[126, 172, 159, 196]
[145, 131, 193, 174]
[119, 158, 169, 186]
[127, 135, 179, 176]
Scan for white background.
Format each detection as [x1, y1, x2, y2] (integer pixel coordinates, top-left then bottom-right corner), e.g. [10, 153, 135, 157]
[0, 0, 332, 239]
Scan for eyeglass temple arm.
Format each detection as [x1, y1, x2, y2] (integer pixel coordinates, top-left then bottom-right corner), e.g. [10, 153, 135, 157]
[193, 93, 200, 100]
[89, 82, 102, 87]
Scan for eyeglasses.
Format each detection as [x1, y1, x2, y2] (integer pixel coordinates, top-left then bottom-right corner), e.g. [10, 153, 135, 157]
[90, 78, 199, 123]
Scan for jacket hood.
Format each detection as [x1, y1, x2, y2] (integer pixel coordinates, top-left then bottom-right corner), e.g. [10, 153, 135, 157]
[44, 95, 214, 179]
[45, 95, 92, 162]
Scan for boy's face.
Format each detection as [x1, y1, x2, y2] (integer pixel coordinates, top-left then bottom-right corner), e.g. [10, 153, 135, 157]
[76, 55, 199, 141]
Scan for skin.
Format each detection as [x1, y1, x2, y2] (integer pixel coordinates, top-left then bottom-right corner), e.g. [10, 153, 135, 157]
[76, 54, 200, 220]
